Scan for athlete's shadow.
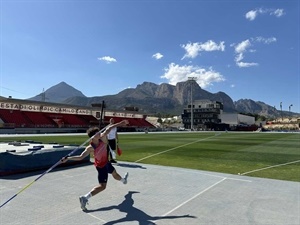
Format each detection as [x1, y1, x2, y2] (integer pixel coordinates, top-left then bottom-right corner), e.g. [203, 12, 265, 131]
[116, 163, 147, 170]
[86, 191, 196, 225]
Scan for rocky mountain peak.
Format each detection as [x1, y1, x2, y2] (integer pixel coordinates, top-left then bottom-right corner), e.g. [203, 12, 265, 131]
[28, 81, 86, 103]
[26, 81, 298, 117]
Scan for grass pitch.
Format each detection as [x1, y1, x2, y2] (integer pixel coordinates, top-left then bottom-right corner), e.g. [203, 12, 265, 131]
[1, 132, 299, 182]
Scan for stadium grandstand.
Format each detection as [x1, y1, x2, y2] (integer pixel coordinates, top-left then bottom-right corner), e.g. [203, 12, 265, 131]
[0, 97, 155, 134]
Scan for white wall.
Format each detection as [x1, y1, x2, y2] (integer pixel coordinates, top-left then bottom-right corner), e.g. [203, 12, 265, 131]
[221, 113, 255, 125]
[220, 114, 238, 125]
[237, 114, 255, 125]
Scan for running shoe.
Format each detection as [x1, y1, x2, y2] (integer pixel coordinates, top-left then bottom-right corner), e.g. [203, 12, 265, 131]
[79, 196, 88, 210]
[123, 172, 129, 184]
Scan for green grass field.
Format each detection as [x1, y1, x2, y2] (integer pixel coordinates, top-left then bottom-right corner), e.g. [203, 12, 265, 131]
[1, 132, 299, 182]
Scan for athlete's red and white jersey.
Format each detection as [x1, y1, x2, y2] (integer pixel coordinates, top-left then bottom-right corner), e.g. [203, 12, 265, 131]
[91, 140, 108, 168]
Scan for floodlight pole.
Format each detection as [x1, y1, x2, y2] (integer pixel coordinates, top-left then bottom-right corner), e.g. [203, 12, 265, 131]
[280, 102, 283, 121]
[99, 100, 105, 128]
[188, 77, 197, 131]
[289, 104, 293, 120]
[289, 104, 293, 112]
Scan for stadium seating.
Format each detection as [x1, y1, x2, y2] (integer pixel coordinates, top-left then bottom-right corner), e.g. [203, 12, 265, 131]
[22, 111, 57, 127]
[78, 114, 99, 125]
[0, 109, 30, 127]
[104, 116, 155, 128]
[0, 109, 155, 131]
[47, 114, 87, 127]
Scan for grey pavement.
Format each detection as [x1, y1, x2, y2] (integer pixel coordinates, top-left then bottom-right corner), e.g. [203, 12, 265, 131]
[0, 162, 299, 225]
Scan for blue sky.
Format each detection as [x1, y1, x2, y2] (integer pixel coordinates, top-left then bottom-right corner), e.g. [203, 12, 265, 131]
[1, 0, 299, 113]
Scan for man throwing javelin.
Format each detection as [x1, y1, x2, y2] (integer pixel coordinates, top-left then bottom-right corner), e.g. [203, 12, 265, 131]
[61, 119, 129, 210]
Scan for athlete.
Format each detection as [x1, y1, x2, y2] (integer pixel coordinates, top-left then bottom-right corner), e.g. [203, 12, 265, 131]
[107, 118, 118, 163]
[61, 119, 129, 210]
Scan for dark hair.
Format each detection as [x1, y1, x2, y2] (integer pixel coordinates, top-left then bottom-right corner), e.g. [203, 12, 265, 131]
[87, 127, 100, 138]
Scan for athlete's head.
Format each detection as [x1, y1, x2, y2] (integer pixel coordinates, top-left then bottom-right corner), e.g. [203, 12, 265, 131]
[87, 127, 100, 138]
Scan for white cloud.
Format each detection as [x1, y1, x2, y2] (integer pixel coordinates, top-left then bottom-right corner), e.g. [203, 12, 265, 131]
[234, 52, 259, 68]
[233, 39, 258, 67]
[181, 40, 225, 59]
[236, 61, 258, 68]
[152, 52, 164, 60]
[245, 8, 285, 21]
[160, 63, 225, 88]
[234, 39, 251, 54]
[272, 9, 285, 17]
[235, 53, 244, 62]
[232, 36, 276, 68]
[245, 10, 257, 21]
[254, 36, 277, 44]
[97, 56, 117, 64]
[230, 84, 235, 88]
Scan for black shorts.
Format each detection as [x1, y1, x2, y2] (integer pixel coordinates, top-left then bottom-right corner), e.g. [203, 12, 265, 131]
[95, 163, 115, 183]
[108, 139, 117, 150]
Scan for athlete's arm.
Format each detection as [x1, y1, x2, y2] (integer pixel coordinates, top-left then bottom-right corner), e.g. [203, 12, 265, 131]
[102, 120, 129, 137]
[61, 146, 92, 163]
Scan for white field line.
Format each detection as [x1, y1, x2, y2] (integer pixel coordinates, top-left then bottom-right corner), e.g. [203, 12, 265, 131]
[193, 170, 251, 182]
[148, 164, 252, 182]
[134, 135, 216, 163]
[226, 177, 252, 182]
[241, 159, 300, 176]
[86, 213, 107, 223]
[161, 178, 227, 217]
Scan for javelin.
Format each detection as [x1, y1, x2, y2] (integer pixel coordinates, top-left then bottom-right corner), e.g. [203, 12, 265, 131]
[0, 125, 108, 209]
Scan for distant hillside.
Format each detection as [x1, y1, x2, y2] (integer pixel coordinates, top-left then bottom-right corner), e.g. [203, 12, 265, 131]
[61, 81, 236, 115]
[28, 82, 86, 103]
[27, 81, 299, 118]
[234, 99, 279, 117]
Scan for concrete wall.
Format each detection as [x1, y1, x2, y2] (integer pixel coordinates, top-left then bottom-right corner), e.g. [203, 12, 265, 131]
[238, 114, 255, 125]
[221, 113, 255, 125]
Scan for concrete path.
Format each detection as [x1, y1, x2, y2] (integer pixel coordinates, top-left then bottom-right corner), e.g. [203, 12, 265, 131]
[1, 162, 299, 225]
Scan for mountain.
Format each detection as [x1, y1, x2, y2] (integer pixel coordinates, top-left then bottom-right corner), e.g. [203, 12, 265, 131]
[60, 81, 236, 115]
[234, 99, 277, 117]
[28, 82, 86, 103]
[27, 81, 298, 118]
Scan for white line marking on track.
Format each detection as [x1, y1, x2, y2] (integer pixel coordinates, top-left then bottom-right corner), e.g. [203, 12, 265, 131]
[241, 159, 300, 176]
[226, 177, 252, 182]
[183, 170, 252, 182]
[86, 212, 107, 223]
[161, 178, 227, 217]
[135, 135, 216, 163]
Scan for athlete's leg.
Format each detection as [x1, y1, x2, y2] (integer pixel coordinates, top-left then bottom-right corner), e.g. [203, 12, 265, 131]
[87, 166, 108, 197]
[108, 163, 129, 184]
[90, 182, 107, 195]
